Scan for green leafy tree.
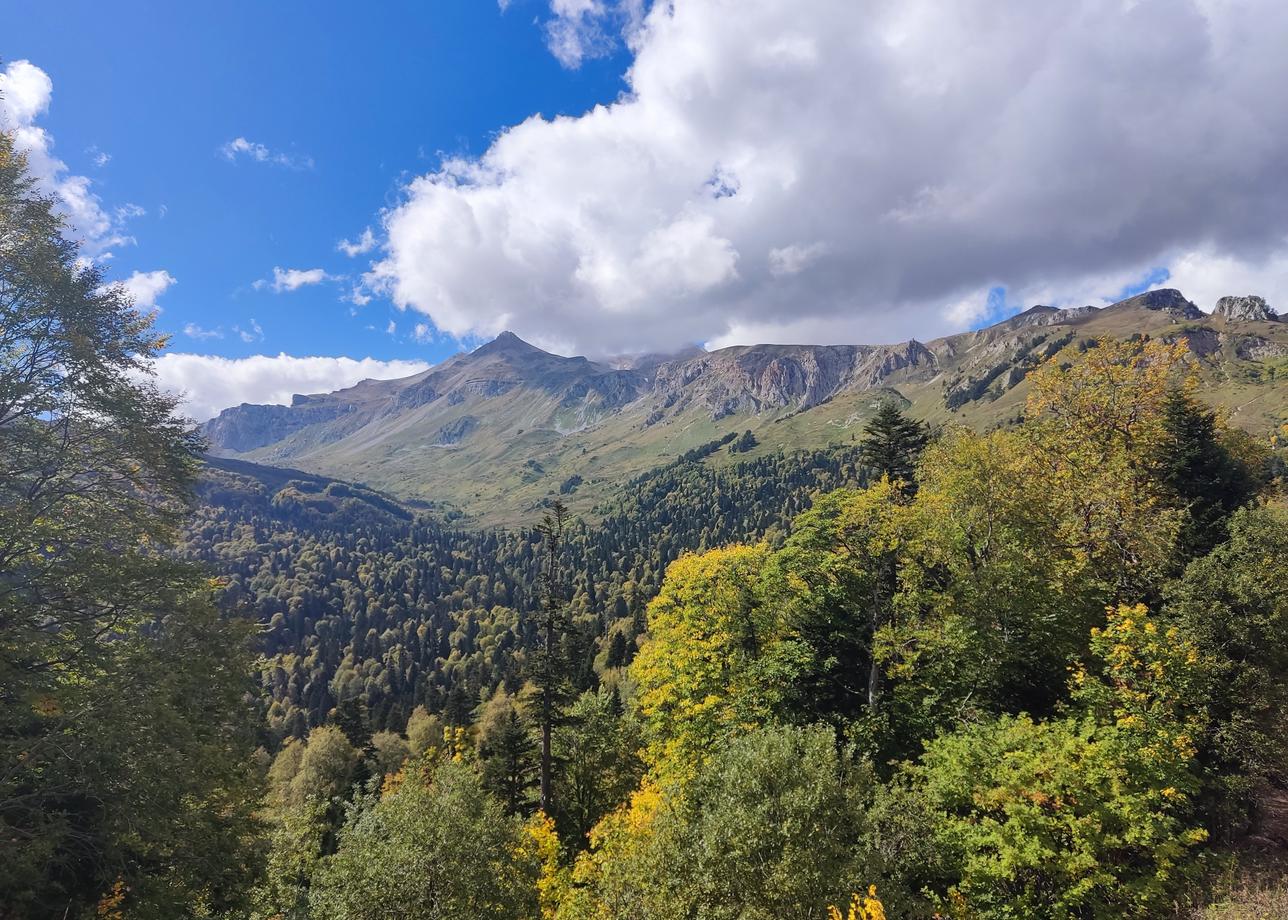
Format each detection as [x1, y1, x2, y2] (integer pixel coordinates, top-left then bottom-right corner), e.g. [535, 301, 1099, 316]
[0, 131, 258, 918]
[253, 725, 362, 918]
[766, 480, 915, 734]
[405, 705, 445, 758]
[369, 729, 411, 779]
[730, 429, 758, 453]
[553, 688, 644, 846]
[579, 724, 872, 920]
[890, 604, 1211, 919]
[1166, 505, 1288, 833]
[308, 759, 541, 920]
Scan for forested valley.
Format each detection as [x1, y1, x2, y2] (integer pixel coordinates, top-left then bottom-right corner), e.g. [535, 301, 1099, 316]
[5, 129, 1288, 920]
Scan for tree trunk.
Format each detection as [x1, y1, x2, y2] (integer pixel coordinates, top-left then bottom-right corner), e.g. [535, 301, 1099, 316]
[540, 616, 553, 813]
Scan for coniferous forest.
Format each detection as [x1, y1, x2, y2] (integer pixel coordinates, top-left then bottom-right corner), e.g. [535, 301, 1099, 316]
[5, 122, 1288, 920]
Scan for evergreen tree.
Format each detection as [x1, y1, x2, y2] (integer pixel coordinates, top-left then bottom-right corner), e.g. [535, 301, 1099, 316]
[858, 401, 930, 491]
[604, 630, 630, 669]
[479, 706, 538, 815]
[1154, 388, 1258, 563]
[532, 500, 573, 814]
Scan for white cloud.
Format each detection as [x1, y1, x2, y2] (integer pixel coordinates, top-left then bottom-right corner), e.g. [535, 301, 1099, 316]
[183, 323, 224, 341]
[337, 228, 377, 257]
[220, 136, 314, 170]
[386, 319, 397, 335]
[255, 266, 339, 293]
[235, 318, 265, 343]
[87, 145, 110, 167]
[116, 269, 176, 310]
[152, 353, 432, 421]
[0, 60, 142, 260]
[543, 0, 645, 69]
[412, 323, 434, 343]
[1155, 244, 1288, 315]
[362, 0, 1288, 354]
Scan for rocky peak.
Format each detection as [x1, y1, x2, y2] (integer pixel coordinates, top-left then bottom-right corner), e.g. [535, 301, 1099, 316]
[1214, 295, 1279, 322]
[1108, 288, 1204, 320]
[471, 330, 544, 358]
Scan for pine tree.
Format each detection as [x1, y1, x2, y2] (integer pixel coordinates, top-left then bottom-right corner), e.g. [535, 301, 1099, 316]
[858, 401, 929, 492]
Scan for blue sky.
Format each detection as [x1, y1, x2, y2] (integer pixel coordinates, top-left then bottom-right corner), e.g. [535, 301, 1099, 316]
[4, 1, 1287, 419]
[4, 0, 631, 367]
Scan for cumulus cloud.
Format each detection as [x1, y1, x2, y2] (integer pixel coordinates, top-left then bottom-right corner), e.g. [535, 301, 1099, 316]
[220, 136, 314, 170]
[362, 0, 1288, 355]
[152, 353, 431, 421]
[255, 266, 339, 293]
[0, 60, 143, 259]
[116, 269, 176, 311]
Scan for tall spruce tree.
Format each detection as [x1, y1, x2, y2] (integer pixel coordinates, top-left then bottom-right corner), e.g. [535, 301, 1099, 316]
[858, 401, 930, 492]
[533, 500, 572, 814]
[479, 706, 538, 815]
[1155, 388, 1258, 563]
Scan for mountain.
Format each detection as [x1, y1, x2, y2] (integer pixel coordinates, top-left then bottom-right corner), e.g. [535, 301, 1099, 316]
[203, 289, 1288, 525]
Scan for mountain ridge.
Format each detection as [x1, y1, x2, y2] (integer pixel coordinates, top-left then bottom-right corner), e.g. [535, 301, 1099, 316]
[202, 289, 1288, 525]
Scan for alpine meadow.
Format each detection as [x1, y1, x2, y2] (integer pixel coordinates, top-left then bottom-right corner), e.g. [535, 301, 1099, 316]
[4, 2, 1288, 918]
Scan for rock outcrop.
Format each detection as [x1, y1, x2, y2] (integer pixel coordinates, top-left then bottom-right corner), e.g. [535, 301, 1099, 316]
[1108, 288, 1204, 320]
[1215, 295, 1279, 322]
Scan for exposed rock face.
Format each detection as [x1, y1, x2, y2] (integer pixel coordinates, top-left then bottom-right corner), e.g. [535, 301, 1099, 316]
[1232, 336, 1288, 360]
[1109, 288, 1205, 320]
[203, 400, 355, 453]
[435, 416, 477, 445]
[647, 340, 938, 420]
[1215, 295, 1279, 322]
[1169, 327, 1223, 358]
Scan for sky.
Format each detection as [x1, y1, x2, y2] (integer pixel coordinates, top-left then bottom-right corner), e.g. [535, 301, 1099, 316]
[4, 0, 1288, 420]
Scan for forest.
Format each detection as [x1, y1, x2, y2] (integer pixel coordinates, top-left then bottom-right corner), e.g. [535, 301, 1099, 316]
[4, 127, 1288, 920]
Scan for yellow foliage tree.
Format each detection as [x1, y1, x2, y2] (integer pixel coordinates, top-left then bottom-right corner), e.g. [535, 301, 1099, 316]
[1023, 336, 1190, 593]
[828, 886, 886, 920]
[631, 543, 802, 785]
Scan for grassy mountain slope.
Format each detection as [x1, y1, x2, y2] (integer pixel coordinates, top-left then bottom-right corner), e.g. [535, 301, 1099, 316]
[203, 289, 1288, 525]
